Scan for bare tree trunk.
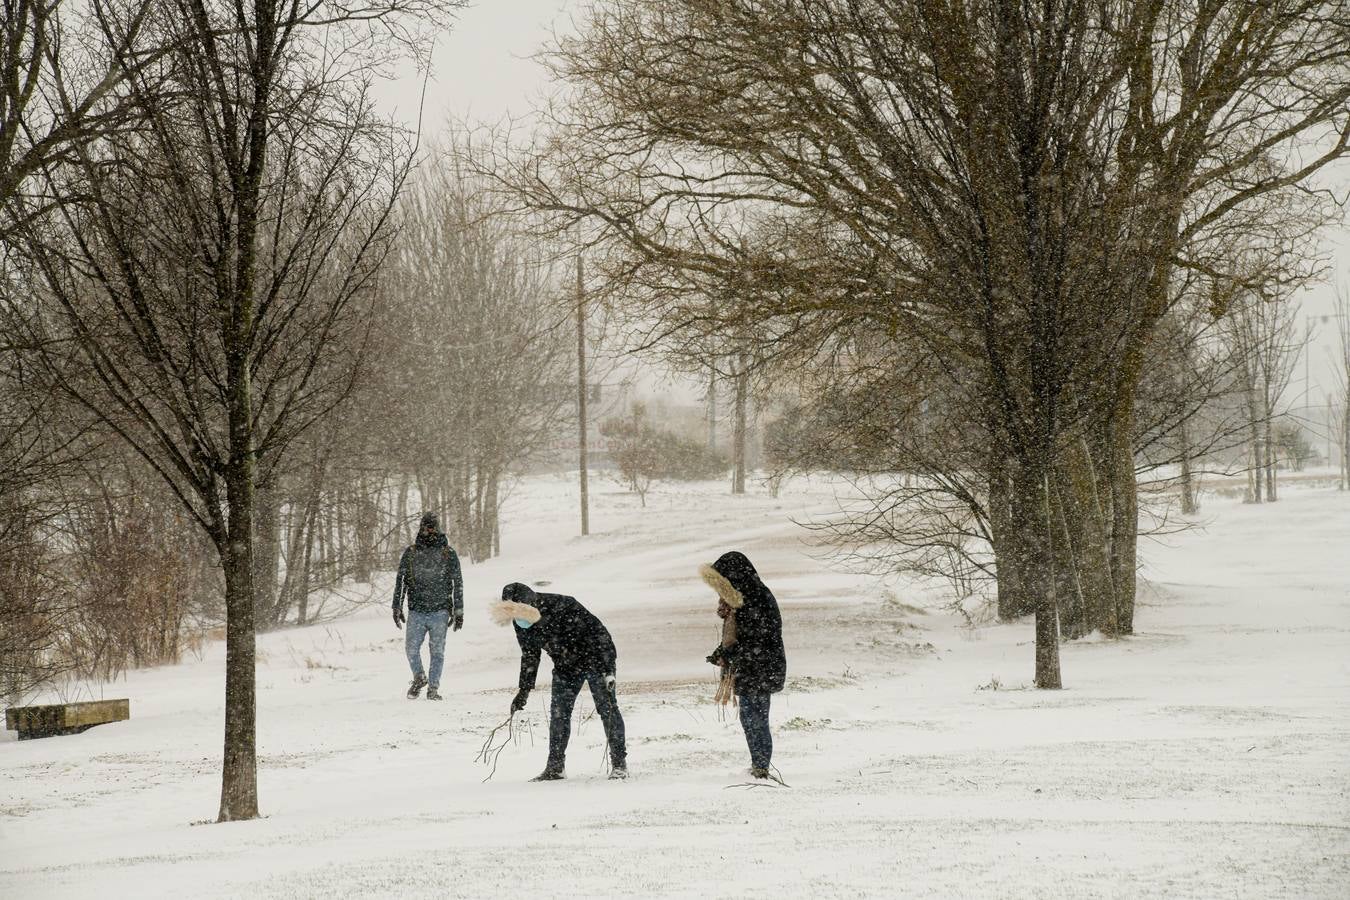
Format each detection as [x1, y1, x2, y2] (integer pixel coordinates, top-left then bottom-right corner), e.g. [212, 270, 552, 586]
[1102, 398, 1135, 635]
[1050, 476, 1087, 641]
[296, 516, 315, 627]
[707, 368, 717, 449]
[989, 449, 1032, 620]
[353, 474, 377, 583]
[485, 468, 500, 558]
[1264, 410, 1278, 502]
[1250, 426, 1264, 503]
[318, 502, 334, 587]
[333, 493, 346, 578]
[1248, 430, 1263, 503]
[218, 535, 258, 821]
[253, 478, 282, 625]
[452, 460, 470, 551]
[1179, 416, 1198, 515]
[1057, 438, 1115, 638]
[1242, 353, 1264, 503]
[427, 480, 441, 520]
[396, 475, 410, 545]
[731, 366, 747, 495]
[1009, 459, 1061, 689]
[468, 463, 491, 561]
[219, 389, 258, 821]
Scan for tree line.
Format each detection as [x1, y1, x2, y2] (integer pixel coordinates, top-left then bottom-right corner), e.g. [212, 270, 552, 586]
[486, 0, 1350, 687]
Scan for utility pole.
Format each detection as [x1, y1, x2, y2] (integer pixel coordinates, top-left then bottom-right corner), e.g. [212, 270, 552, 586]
[577, 251, 590, 536]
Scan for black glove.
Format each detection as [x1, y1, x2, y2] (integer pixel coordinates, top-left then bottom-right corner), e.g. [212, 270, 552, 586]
[510, 689, 530, 713]
[452, 612, 463, 632]
[393, 607, 405, 629]
[706, 645, 726, 667]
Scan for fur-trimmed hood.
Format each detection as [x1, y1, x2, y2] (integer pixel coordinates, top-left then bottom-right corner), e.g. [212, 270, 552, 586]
[491, 600, 541, 626]
[700, 563, 745, 609]
[492, 582, 543, 626]
[700, 551, 768, 610]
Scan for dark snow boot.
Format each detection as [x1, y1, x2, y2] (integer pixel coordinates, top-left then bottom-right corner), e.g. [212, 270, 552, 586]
[426, 686, 442, 701]
[530, 768, 565, 782]
[609, 763, 628, 780]
[407, 674, 427, 699]
[749, 766, 770, 780]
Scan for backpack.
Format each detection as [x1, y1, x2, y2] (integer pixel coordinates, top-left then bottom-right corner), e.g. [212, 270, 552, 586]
[407, 543, 450, 597]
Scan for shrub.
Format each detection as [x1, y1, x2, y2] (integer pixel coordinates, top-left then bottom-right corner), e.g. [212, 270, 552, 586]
[602, 404, 728, 504]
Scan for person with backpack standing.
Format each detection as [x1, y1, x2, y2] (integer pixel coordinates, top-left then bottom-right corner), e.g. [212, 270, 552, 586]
[393, 512, 464, 700]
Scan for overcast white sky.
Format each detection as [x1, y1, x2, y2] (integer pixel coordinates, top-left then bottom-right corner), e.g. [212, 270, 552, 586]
[374, 0, 568, 131]
[379, 1, 1350, 410]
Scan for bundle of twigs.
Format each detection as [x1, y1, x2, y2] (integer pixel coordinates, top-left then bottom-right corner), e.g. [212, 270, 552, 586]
[474, 712, 517, 783]
[724, 766, 791, 789]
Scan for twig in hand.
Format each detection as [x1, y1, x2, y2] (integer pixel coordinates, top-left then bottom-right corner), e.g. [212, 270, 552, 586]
[474, 713, 517, 783]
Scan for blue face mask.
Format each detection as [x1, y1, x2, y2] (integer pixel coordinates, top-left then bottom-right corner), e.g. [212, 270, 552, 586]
[514, 618, 533, 629]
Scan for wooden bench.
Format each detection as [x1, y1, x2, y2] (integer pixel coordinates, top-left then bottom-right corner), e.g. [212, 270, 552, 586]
[5, 699, 130, 741]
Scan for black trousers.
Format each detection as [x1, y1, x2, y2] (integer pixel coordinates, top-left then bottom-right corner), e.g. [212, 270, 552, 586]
[737, 692, 773, 769]
[547, 669, 627, 770]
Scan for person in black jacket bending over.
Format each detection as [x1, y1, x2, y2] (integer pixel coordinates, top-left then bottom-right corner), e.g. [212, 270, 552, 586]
[701, 551, 787, 779]
[491, 582, 628, 781]
[392, 512, 464, 701]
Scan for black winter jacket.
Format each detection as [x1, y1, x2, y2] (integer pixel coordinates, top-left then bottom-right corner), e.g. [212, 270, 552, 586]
[701, 551, 786, 695]
[393, 532, 464, 616]
[502, 583, 617, 690]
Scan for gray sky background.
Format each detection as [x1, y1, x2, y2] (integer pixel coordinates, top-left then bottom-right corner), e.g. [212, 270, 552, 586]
[379, 1, 1350, 413]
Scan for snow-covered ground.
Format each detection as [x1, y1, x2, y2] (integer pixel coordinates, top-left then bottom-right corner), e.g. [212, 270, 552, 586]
[3, 475, 1348, 898]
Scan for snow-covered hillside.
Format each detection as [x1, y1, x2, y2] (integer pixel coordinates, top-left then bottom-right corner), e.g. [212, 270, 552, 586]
[2, 476, 1347, 898]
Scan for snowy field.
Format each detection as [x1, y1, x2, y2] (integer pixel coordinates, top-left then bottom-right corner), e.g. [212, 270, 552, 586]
[2, 475, 1348, 898]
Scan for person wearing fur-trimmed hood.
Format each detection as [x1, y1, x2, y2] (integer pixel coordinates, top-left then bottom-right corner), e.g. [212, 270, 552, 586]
[491, 582, 628, 781]
[701, 551, 786, 778]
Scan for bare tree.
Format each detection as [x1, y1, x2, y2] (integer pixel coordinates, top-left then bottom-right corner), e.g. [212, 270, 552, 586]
[0, 380, 80, 700]
[0, 1, 174, 237]
[366, 136, 570, 562]
[1216, 262, 1305, 504]
[602, 402, 659, 506]
[8, 0, 456, 822]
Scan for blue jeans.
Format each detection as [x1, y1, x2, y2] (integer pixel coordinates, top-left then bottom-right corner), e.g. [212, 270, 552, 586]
[405, 609, 449, 687]
[547, 670, 627, 770]
[738, 693, 773, 769]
